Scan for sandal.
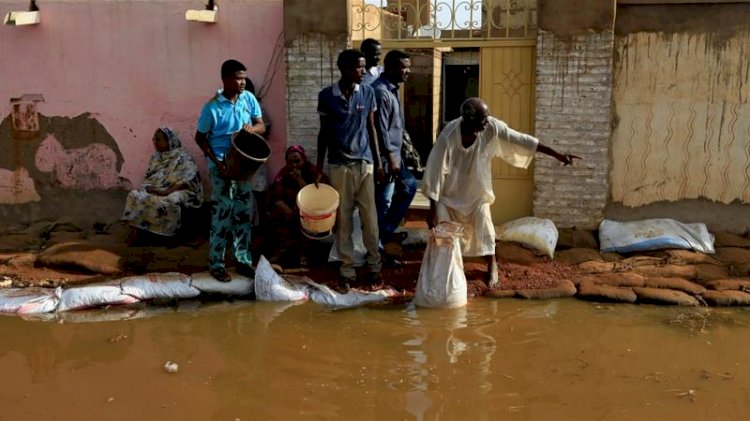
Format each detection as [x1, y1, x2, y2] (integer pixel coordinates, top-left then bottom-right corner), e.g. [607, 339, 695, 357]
[210, 267, 232, 283]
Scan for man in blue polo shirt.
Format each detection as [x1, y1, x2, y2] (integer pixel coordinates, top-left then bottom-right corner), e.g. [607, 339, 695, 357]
[195, 59, 265, 282]
[317, 49, 383, 290]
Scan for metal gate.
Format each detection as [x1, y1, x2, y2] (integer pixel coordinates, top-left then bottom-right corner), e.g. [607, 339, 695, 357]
[351, 0, 538, 223]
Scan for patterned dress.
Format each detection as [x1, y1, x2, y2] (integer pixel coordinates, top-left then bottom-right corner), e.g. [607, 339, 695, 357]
[122, 128, 203, 236]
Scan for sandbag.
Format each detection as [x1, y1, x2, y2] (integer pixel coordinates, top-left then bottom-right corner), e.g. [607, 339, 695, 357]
[633, 287, 700, 306]
[714, 247, 750, 267]
[36, 241, 122, 275]
[306, 280, 396, 308]
[58, 282, 139, 312]
[555, 248, 603, 265]
[496, 217, 558, 258]
[414, 221, 467, 309]
[577, 261, 617, 274]
[254, 256, 309, 302]
[120, 272, 199, 300]
[0, 287, 61, 314]
[495, 242, 545, 265]
[701, 290, 750, 306]
[576, 281, 637, 303]
[644, 277, 706, 295]
[516, 280, 577, 299]
[665, 249, 721, 266]
[693, 264, 730, 282]
[599, 218, 715, 254]
[191, 272, 254, 296]
[620, 256, 665, 268]
[486, 289, 516, 299]
[556, 228, 598, 250]
[713, 232, 750, 248]
[573, 273, 645, 288]
[705, 278, 750, 292]
[634, 264, 696, 279]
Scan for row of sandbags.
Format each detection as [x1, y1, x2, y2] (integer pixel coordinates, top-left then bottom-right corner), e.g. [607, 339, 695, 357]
[0, 256, 400, 320]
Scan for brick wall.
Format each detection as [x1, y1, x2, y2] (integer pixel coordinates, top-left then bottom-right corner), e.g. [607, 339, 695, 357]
[285, 33, 348, 160]
[533, 30, 614, 229]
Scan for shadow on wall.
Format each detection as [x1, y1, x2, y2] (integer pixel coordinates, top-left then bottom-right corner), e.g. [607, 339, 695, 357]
[0, 113, 130, 230]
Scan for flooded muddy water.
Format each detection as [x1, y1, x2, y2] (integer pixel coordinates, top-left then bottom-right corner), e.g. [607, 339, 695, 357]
[2, 299, 750, 420]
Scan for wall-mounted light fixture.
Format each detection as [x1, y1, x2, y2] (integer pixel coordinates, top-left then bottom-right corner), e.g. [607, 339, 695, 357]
[4, 0, 40, 26]
[186, 0, 218, 23]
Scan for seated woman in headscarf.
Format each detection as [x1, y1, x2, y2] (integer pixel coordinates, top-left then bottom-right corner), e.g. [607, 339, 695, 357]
[122, 127, 203, 240]
[266, 144, 329, 265]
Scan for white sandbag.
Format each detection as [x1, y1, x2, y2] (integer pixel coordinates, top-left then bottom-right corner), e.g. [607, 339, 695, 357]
[254, 255, 309, 302]
[599, 218, 715, 254]
[58, 282, 140, 312]
[328, 207, 367, 266]
[414, 221, 467, 309]
[120, 272, 199, 301]
[306, 280, 396, 308]
[0, 287, 61, 314]
[191, 271, 254, 296]
[496, 217, 558, 258]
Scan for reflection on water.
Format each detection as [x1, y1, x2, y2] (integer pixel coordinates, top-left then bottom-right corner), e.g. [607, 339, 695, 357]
[2, 299, 750, 420]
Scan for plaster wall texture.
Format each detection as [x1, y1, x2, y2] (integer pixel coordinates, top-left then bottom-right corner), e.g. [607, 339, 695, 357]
[0, 0, 286, 227]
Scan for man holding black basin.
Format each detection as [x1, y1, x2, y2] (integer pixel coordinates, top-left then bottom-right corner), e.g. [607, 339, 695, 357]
[195, 59, 265, 282]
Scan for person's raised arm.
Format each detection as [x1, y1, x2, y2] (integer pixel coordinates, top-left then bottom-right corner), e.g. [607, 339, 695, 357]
[537, 143, 581, 166]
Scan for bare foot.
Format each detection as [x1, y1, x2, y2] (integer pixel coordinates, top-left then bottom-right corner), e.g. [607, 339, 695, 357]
[485, 260, 499, 289]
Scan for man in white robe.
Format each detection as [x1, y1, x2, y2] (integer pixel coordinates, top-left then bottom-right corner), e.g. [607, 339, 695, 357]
[422, 98, 579, 288]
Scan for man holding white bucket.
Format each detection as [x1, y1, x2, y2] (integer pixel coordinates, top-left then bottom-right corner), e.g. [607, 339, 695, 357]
[195, 59, 265, 282]
[317, 49, 383, 291]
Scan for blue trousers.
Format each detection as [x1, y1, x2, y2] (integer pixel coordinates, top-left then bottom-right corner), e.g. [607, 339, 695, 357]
[208, 162, 254, 271]
[375, 165, 417, 237]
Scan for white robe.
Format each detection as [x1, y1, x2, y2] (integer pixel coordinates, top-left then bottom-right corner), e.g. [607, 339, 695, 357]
[422, 117, 539, 256]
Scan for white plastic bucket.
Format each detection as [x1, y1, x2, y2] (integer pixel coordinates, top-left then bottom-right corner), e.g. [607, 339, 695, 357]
[296, 183, 339, 240]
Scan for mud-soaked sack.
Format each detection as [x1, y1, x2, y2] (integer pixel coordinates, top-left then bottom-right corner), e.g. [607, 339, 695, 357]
[306, 280, 396, 308]
[58, 283, 139, 312]
[120, 272, 199, 301]
[555, 248, 603, 265]
[644, 277, 706, 295]
[701, 290, 750, 306]
[516, 280, 577, 300]
[665, 249, 721, 266]
[599, 218, 715, 254]
[497, 217, 558, 258]
[715, 247, 750, 266]
[713, 232, 750, 248]
[573, 273, 645, 288]
[36, 241, 123, 275]
[693, 264, 730, 282]
[191, 272, 254, 296]
[633, 287, 700, 306]
[706, 278, 750, 292]
[0, 287, 61, 314]
[577, 261, 617, 274]
[577, 281, 637, 303]
[254, 256, 309, 302]
[634, 264, 696, 279]
[415, 221, 467, 309]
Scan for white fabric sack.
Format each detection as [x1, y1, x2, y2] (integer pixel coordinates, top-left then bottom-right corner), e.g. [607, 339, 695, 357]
[191, 271, 254, 296]
[496, 217, 558, 258]
[58, 282, 139, 312]
[599, 218, 715, 254]
[306, 280, 396, 308]
[254, 256, 309, 302]
[0, 287, 61, 314]
[120, 272, 199, 301]
[328, 207, 367, 266]
[414, 221, 467, 309]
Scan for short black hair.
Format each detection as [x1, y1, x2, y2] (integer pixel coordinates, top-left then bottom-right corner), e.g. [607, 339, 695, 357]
[337, 49, 365, 72]
[360, 38, 381, 55]
[384, 50, 410, 71]
[221, 59, 246, 79]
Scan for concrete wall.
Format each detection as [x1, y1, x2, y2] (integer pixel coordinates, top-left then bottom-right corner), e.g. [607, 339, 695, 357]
[532, 0, 616, 229]
[283, 0, 349, 159]
[0, 0, 286, 229]
[607, 3, 750, 233]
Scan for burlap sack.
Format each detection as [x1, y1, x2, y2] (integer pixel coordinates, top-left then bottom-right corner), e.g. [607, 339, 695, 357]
[573, 273, 645, 288]
[36, 241, 122, 275]
[701, 290, 750, 306]
[665, 249, 721, 266]
[705, 278, 750, 292]
[693, 264, 731, 282]
[486, 289, 516, 299]
[516, 280, 577, 299]
[715, 247, 750, 266]
[496, 241, 545, 265]
[644, 277, 706, 294]
[713, 232, 750, 248]
[621, 255, 666, 268]
[633, 287, 700, 306]
[577, 261, 617, 274]
[577, 281, 637, 303]
[0, 234, 40, 252]
[555, 248, 603, 265]
[600, 252, 623, 262]
[634, 264, 696, 279]
[736, 263, 750, 277]
[557, 228, 598, 249]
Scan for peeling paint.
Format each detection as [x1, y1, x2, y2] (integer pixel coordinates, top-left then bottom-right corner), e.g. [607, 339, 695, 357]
[0, 167, 40, 204]
[34, 134, 124, 190]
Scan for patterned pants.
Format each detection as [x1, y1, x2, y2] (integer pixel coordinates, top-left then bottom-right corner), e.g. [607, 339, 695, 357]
[208, 162, 254, 271]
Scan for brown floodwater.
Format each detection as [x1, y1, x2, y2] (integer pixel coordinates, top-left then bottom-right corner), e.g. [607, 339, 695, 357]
[1, 299, 750, 420]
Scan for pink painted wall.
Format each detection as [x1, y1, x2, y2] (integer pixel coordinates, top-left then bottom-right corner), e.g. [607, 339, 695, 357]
[0, 0, 286, 204]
